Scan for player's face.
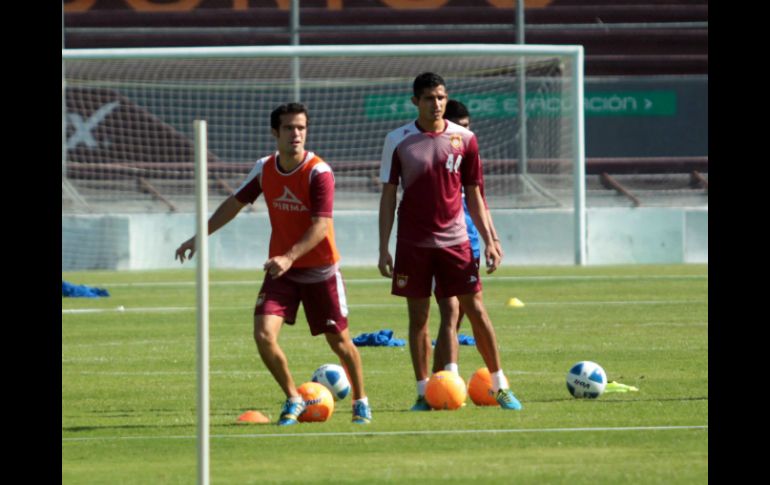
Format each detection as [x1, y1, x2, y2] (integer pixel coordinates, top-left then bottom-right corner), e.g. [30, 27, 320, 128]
[273, 112, 307, 157]
[413, 85, 448, 125]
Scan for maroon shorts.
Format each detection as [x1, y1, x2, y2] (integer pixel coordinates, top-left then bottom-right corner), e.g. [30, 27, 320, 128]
[392, 240, 481, 299]
[254, 271, 349, 336]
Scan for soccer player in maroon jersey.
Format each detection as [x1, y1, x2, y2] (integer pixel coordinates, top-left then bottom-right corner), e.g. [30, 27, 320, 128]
[175, 103, 371, 425]
[378, 73, 522, 411]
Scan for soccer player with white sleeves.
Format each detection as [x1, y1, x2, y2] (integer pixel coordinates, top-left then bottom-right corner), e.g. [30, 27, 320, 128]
[377, 72, 522, 411]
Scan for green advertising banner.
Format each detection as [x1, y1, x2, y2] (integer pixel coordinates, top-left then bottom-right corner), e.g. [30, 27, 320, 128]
[364, 91, 677, 119]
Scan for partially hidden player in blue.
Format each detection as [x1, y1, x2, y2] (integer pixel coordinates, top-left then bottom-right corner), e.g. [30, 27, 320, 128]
[432, 99, 506, 381]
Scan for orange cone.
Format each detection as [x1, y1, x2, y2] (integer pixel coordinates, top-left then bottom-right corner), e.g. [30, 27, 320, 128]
[237, 410, 270, 424]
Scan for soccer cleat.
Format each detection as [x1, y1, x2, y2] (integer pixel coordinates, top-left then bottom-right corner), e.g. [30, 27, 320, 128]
[277, 398, 306, 426]
[352, 401, 372, 424]
[495, 388, 523, 410]
[410, 395, 432, 411]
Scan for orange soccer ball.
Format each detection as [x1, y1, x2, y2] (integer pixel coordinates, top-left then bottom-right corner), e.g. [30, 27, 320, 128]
[425, 371, 467, 410]
[468, 367, 498, 406]
[297, 381, 335, 422]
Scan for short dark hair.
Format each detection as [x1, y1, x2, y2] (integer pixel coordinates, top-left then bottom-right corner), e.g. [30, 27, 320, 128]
[270, 102, 309, 131]
[412, 72, 446, 98]
[444, 100, 470, 122]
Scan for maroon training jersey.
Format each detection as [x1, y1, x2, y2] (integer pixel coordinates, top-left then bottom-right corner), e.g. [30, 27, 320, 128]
[379, 120, 483, 248]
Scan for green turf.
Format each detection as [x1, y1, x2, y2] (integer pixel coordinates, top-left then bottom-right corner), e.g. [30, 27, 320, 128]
[62, 265, 708, 484]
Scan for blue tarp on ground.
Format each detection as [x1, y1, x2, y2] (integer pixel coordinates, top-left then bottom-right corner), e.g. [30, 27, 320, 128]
[62, 281, 110, 298]
[352, 329, 405, 347]
[352, 329, 476, 347]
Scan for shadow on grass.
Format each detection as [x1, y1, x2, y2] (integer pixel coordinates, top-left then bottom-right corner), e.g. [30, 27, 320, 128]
[383, 395, 709, 411]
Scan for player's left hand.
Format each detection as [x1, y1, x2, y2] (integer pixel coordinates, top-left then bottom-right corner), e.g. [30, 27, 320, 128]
[493, 239, 504, 260]
[264, 255, 293, 279]
[484, 244, 501, 274]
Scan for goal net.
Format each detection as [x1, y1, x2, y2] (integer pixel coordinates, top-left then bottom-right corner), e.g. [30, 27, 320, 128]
[62, 45, 585, 266]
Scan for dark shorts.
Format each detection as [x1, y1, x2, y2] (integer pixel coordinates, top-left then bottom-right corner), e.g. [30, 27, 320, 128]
[254, 270, 349, 336]
[392, 240, 481, 299]
[434, 256, 480, 303]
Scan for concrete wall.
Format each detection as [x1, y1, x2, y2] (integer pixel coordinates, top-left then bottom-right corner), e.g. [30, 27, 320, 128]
[62, 207, 707, 271]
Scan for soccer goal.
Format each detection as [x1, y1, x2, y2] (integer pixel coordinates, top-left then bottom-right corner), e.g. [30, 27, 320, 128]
[62, 44, 586, 264]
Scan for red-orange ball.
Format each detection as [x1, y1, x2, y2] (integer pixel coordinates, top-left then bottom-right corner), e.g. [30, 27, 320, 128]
[425, 371, 467, 410]
[468, 367, 498, 406]
[297, 381, 335, 422]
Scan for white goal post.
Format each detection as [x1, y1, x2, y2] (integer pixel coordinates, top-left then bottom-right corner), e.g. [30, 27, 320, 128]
[193, 120, 209, 485]
[62, 44, 586, 264]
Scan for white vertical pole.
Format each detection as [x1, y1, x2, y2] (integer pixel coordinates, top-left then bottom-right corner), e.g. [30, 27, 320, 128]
[290, 0, 301, 101]
[516, 0, 528, 176]
[62, 1, 67, 180]
[194, 120, 210, 485]
[572, 49, 587, 265]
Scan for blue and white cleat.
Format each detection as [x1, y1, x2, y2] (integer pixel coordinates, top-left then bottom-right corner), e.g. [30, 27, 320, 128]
[410, 395, 432, 411]
[352, 401, 372, 424]
[496, 389, 522, 410]
[277, 399, 306, 426]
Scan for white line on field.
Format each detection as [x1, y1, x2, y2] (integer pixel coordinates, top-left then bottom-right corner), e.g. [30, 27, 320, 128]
[62, 299, 706, 315]
[530, 299, 706, 306]
[83, 274, 707, 288]
[61, 424, 707, 443]
[62, 307, 193, 314]
[67, 368, 397, 376]
[72, 370, 269, 376]
[346, 275, 708, 284]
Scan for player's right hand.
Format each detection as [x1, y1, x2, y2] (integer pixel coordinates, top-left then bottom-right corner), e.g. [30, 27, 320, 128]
[378, 252, 393, 278]
[175, 238, 196, 263]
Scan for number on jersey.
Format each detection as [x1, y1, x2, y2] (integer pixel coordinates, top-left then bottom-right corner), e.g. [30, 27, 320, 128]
[445, 154, 462, 173]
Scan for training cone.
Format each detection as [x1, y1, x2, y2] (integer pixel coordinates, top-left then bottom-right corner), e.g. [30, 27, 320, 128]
[507, 297, 525, 308]
[237, 410, 270, 424]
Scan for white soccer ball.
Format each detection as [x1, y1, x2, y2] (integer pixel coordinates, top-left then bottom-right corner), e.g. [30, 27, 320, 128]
[566, 361, 607, 399]
[311, 363, 351, 401]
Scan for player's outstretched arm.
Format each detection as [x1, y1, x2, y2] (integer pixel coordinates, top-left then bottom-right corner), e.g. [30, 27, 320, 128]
[378, 183, 398, 278]
[174, 195, 246, 263]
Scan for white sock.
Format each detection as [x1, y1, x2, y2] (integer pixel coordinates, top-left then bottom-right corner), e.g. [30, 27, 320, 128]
[416, 378, 429, 396]
[444, 363, 459, 374]
[353, 397, 369, 407]
[490, 370, 509, 393]
[289, 395, 303, 404]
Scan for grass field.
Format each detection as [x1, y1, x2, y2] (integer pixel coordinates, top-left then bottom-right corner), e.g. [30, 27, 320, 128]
[62, 264, 708, 484]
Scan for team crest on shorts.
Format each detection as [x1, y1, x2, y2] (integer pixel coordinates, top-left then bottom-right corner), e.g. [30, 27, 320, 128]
[396, 274, 409, 288]
[255, 292, 265, 306]
[450, 134, 463, 149]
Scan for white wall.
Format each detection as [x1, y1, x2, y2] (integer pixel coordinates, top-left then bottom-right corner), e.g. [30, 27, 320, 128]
[62, 207, 707, 270]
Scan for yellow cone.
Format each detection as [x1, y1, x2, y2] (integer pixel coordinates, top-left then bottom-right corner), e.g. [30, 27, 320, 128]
[507, 297, 525, 308]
